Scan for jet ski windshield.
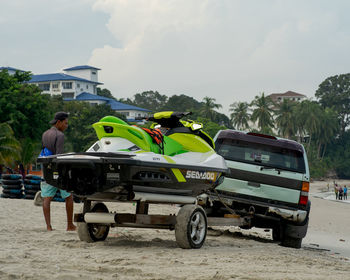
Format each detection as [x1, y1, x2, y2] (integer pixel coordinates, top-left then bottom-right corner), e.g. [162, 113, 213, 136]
[148, 111, 192, 128]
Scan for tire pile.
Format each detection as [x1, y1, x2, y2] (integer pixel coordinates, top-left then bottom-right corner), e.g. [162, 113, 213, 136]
[1, 174, 24, 199]
[23, 175, 42, 200]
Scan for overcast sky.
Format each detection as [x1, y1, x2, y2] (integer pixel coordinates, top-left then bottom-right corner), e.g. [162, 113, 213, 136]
[1, 0, 350, 114]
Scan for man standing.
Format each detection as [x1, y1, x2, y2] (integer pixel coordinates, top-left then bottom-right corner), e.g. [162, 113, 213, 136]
[39, 112, 76, 231]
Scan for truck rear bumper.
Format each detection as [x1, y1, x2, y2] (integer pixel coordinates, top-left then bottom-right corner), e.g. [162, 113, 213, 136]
[268, 207, 307, 223]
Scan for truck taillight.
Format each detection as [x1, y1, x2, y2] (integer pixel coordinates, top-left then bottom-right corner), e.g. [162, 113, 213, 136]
[299, 181, 309, 205]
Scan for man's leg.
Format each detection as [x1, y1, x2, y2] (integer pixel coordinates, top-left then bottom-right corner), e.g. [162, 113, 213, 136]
[43, 197, 53, 231]
[64, 194, 76, 231]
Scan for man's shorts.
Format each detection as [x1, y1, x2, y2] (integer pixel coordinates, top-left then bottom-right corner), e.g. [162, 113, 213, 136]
[41, 181, 71, 199]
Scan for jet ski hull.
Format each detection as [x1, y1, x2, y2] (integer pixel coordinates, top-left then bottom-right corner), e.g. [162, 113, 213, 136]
[38, 152, 227, 197]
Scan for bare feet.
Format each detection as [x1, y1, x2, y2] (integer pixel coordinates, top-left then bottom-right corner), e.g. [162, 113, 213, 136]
[67, 223, 77, 231]
[47, 225, 53, 231]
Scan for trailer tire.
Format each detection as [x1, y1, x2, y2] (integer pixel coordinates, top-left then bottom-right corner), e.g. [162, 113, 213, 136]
[175, 205, 207, 249]
[77, 202, 110, 243]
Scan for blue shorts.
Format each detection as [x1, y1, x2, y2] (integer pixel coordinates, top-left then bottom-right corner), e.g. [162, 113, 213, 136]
[41, 181, 71, 199]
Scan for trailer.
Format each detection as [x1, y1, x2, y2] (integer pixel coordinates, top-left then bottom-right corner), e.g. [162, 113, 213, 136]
[74, 192, 252, 249]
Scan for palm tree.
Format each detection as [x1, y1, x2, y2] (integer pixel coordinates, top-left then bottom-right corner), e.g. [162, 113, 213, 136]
[315, 108, 339, 159]
[0, 123, 21, 166]
[274, 99, 297, 139]
[295, 100, 321, 150]
[201, 97, 222, 121]
[250, 92, 274, 134]
[229, 102, 250, 130]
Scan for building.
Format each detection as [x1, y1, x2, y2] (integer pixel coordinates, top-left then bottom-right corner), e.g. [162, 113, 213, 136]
[29, 65, 103, 99]
[267, 91, 307, 103]
[27, 65, 150, 121]
[66, 92, 150, 121]
[0, 66, 25, 75]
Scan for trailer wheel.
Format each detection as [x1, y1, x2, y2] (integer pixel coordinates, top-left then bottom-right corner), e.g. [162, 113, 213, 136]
[175, 205, 207, 249]
[77, 202, 110, 243]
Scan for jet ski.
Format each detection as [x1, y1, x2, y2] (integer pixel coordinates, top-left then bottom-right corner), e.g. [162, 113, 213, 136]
[38, 112, 228, 198]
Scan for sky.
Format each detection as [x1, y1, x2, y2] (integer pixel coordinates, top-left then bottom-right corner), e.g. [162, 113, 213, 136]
[1, 0, 350, 115]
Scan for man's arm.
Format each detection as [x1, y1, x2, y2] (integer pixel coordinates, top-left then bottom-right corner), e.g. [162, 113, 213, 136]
[55, 133, 65, 154]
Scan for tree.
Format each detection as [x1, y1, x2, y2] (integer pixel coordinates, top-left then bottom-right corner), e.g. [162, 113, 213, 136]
[0, 69, 51, 141]
[162, 94, 202, 112]
[229, 102, 250, 130]
[295, 100, 322, 150]
[274, 99, 297, 139]
[132, 91, 168, 111]
[97, 88, 116, 100]
[63, 101, 126, 152]
[200, 97, 222, 121]
[0, 123, 21, 166]
[315, 73, 350, 134]
[250, 93, 274, 134]
[315, 108, 339, 159]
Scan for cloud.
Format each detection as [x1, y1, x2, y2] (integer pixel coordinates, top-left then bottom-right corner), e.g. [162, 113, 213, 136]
[88, 1, 350, 114]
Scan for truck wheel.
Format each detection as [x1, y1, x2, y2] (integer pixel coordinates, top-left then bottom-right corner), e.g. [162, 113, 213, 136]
[77, 202, 110, 243]
[175, 205, 207, 249]
[281, 236, 302, 249]
[272, 226, 282, 242]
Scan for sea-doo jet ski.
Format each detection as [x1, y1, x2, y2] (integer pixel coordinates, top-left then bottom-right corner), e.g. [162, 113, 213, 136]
[38, 112, 228, 198]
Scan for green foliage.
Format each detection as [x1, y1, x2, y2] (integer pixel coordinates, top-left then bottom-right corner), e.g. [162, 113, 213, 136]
[229, 102, 250, 130]
[132, 91, 168, 112]
[200, 97, 222, 121]
[250, 92, 274, 134]
[63, 101, 126, 152]
[315, 73, 350, 134]
[0, 70, 51, 141]
[97, 88, 116, 100]
[195, 117, 227, 138]
[274, 99, 297, 139]
[0, 123, 21, 165]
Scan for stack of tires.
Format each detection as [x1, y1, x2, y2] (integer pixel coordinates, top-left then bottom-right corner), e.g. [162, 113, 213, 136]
[1, 174, 24, 199]
[24, 175, 42, 200]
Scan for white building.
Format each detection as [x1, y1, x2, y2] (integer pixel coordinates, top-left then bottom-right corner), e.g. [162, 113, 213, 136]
[29, 65, 103, 99]
[27, 65, 150, 122]
[267, 91, 307, 103]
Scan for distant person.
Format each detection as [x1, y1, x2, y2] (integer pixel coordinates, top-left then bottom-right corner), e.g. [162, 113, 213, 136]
[18, 163, 25, 179]
[343, 185, 347, 200]
[334, 184, 339, 200]
[338, 186, 343, 200]
[36, 112, 76, 231]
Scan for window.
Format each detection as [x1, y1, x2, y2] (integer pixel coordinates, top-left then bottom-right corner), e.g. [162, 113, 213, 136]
[92, 71, 96, 75]
[77, 83, 80, 88]
[216, 139, 305, 173]
[121, 112, 130, 117]
[86, 85, 89, 89]
[62, 92, 74, 99]
[62, 82, 72, 89]
[38, 83, 50, 91]
[52, 83, 59, 89]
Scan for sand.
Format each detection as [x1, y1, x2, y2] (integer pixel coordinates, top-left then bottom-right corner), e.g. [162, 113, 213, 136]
[0, 181, 350, 280]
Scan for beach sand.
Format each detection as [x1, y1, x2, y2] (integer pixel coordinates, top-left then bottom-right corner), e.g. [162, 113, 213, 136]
[0, 181, 350, 280]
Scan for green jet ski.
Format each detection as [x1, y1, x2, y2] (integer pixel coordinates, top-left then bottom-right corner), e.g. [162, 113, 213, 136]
[38, 111, 228, 198]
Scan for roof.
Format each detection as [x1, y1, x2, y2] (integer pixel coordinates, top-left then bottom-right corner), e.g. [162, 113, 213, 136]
[63, 65, 101, 71]
[216, 130, 304, 154]
[76, 92, 111, 101]
[267, 91, 306, 98]
[29, 73, 103, 85]
[107, 99, 151, 112]
[74, 92, 151, 112]
[0, 67, 26, 72]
